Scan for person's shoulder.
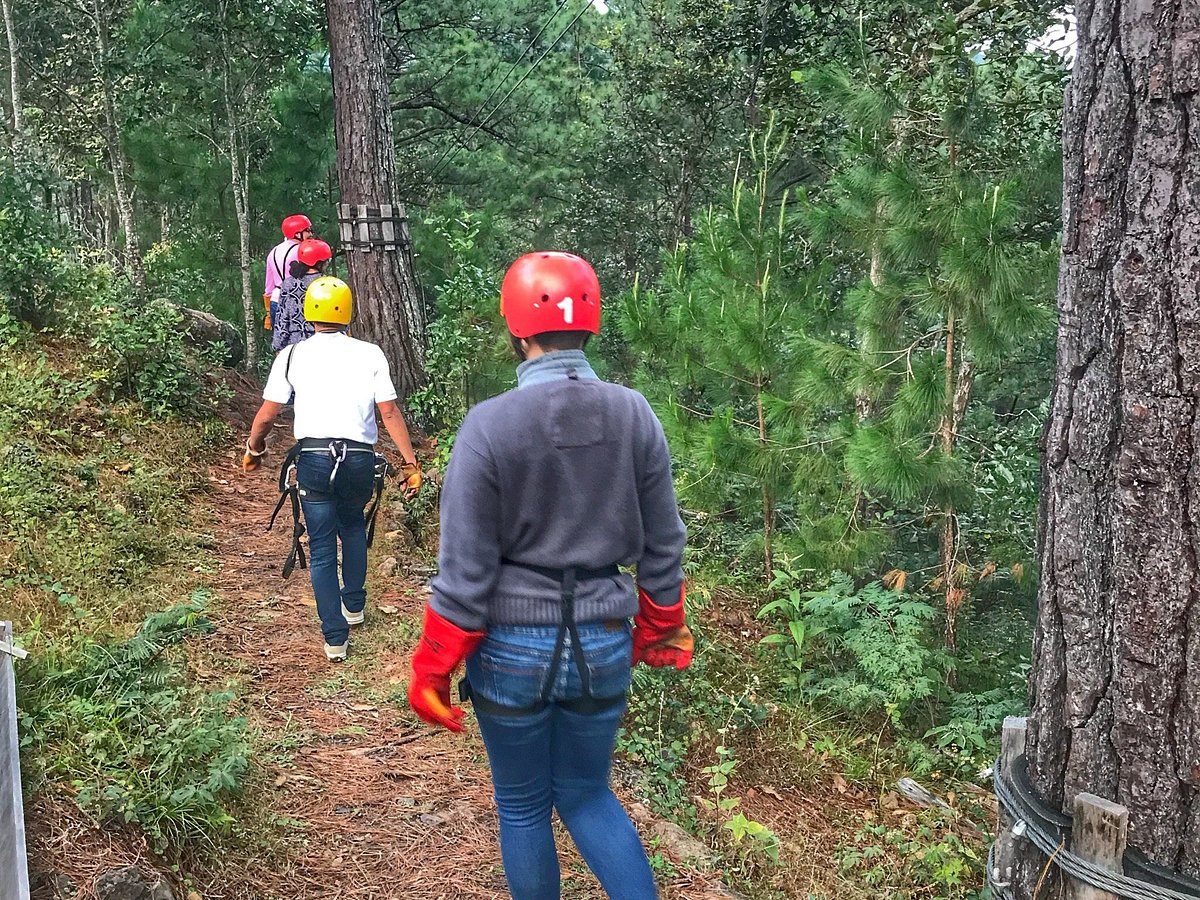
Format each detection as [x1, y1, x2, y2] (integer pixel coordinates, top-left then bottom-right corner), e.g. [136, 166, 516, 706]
[582, 379, 655, 414]
[342, 334, 384, 354]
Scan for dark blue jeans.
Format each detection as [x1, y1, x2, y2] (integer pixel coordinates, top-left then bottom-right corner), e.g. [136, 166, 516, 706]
[465, 623, 657, 900]
[296, 449, 375, 646]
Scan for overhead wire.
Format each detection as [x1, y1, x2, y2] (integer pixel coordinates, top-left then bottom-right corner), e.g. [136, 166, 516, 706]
[425, 0, 572, 177]
[429, 0, 597, 182]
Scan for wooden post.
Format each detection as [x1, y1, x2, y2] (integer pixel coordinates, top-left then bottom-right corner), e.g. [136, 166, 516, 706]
[338, 202, 352, 249]
[380, 202, 395, 250]
[356, 203, 371, 254]
[992, 716, 1027, 891]
[1066, 793, 1127, 900]
[0, 622, 30, 900]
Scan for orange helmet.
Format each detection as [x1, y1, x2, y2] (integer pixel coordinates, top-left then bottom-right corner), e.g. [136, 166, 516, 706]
[281, 214, 313, 240]
[297, 239, 332, 267]
[500, 252, 601, 339]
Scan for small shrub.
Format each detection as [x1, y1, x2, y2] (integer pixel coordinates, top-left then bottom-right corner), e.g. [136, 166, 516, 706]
[760, 573, 944, 726]
[91, 297, 227, 418]
[17, 597, 251, 855]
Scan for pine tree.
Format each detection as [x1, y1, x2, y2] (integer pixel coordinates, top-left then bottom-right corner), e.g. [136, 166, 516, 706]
[798, 60, 1058, 653]
[621, 126, 881, 582]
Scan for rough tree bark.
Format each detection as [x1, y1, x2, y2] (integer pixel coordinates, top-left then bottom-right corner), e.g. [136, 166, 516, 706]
[325, 0, 426, 397]
[1016, 0, 1200, 890]
[2, 0, 21, 144]
[90, 0, 145, 288]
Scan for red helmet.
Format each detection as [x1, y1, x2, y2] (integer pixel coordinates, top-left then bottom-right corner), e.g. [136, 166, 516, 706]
[297, 238, 332, 267]
[500, 252, 601, 339]
[281, 214, 312, 240]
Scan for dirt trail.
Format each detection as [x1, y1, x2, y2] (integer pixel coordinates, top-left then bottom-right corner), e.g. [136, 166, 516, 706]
[194, 400, 737, 899]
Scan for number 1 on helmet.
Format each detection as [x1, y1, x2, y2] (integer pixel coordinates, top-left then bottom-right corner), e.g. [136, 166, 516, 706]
[557, 296, 574, 324]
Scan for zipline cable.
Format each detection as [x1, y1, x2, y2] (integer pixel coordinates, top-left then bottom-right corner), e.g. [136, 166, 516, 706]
[430, 0, 596, 181]
[425, 0, 572, 178]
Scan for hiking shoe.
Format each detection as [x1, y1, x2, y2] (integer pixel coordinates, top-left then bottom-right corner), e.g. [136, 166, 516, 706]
[324, 641, 348, 662]
[341, 604, 365, 626]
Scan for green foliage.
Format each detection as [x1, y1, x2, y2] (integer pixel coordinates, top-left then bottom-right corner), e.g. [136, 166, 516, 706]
[622, 128, 881, 577]
[406, 212, 513, 428]
[91, 297, 228, 418]
[765, 574, 943, 726]
[0, 159, 95, 330]
[17, 596, 250, 855]
[837, 818, 986, 899]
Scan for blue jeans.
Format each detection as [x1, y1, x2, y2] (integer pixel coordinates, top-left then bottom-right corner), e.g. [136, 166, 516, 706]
[296, 449, 375, 646]
[465, 623, 657, 900]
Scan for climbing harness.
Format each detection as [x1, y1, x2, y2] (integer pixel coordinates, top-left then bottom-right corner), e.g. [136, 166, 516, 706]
[460, 562, 628, 716]
[267, 443, 307, 578]
[266, 437, 391, 579]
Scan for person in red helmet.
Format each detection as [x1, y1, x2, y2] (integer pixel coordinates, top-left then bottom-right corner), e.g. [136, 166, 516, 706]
[407, 251, 692, 899]
[263, 214, 314, 330]
[272, 238, 331, 352]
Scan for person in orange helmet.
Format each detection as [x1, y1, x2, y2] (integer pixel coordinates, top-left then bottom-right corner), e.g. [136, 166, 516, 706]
[263, 214, 314, 330]
[272, 238, 331, 352]
[407, 251, 692, 899]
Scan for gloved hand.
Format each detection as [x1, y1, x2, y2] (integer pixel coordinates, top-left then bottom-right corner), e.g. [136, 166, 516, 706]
[632, 585, 694, 670]
[400, 460, 423, 498]
[243, 440, 267, 473]
[408, 605, 485, 732]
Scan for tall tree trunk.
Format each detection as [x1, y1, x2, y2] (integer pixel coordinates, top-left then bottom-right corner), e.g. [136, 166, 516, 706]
[218, 5, 257, 369]
[325, 0, 425, 397]
[2, 0, 21, 144]
[91, 0, 144, 288]
[1015, 0, 1200, 890]
[938, 311, 975, 656]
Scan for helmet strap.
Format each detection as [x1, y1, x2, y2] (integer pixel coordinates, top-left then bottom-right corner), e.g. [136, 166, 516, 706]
[509, 333, 529, 362]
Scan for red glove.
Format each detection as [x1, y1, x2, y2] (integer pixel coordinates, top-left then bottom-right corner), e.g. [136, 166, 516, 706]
[408, 605, 485, 733]
[632, 585, 694, 670]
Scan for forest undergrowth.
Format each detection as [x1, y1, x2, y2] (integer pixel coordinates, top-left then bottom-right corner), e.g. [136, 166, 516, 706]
[1, 304, 998, 899]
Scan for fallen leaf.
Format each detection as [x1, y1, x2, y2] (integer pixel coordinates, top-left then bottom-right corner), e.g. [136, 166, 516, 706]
[274, 775, 288, 788]
[833, 773, 848, 794]
[378, 605, 399, 615]
[758, 785, 784, 801]
[113, 462, 133, 474]
[348, 703, 377, 712]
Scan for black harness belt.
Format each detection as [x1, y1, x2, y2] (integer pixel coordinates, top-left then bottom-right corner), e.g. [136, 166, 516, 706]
[267, 438, 391, 579]
[462, 561, 627, 716]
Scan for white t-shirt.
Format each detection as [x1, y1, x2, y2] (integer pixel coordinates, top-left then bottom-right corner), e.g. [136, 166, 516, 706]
[263, 332, 398, 444]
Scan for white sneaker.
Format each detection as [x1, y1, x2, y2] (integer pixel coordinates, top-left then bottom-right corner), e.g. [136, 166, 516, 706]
[341, 603, 365, 626]
[324, 641, 348, 661]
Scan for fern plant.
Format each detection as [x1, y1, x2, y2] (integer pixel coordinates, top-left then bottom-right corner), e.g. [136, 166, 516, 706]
[17, 594, 250, 855]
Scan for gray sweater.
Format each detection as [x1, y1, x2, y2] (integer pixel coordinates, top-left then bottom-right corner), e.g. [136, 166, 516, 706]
[430, 350, 687, 630]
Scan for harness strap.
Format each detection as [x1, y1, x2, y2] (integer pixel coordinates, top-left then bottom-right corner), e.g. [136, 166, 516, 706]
[364, 454, 392, 548]
[266, 444, 307, 579]
[461, 561, 626, 716]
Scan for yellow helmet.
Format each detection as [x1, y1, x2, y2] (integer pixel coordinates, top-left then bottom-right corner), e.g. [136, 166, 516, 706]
[304, 276, 352, 325]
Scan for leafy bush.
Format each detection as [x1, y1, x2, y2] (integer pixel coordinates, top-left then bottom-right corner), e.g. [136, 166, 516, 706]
[17, 597, 250, 855]
[91, 296, 228, 418]
[760, 574, 944, 726]
[0, 159, 86, 329]
[406, 214, 511, 429]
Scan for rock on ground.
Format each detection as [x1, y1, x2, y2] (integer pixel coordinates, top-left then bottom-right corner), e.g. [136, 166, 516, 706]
[94, 866, 174, 900]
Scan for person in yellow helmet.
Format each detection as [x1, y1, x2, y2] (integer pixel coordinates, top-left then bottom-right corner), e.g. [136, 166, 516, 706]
[243, 277, 423, 660]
